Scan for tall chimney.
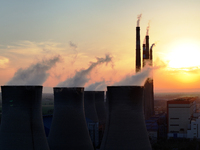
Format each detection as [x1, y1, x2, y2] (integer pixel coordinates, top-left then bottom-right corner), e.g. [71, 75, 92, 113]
[136, 27, 141, 73]
[145, 35, 149, 59]
[100, 86, 152, 150]
[142, 43, 146, 67]
[48, 87, 94, 150]
[0, 86, 49, 150]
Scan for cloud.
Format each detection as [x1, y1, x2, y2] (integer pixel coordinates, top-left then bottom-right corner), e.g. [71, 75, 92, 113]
[57, 54, 112, 87]
[7, 55, 61, 85]
[0, 56, 9, 68]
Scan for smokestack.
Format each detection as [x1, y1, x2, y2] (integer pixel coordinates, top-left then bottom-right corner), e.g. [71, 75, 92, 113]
[100, 86, 152, 150]
[136, 27, 141, 73]
[0, 86, 49, 150]
[48, 87, 94, 150]
[145, 35, 149, 59]
[149, 43, 155, 66]
[142, 43, 146, 67]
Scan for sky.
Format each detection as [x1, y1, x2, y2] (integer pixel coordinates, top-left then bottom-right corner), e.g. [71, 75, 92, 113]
[0, 0, 200, 93]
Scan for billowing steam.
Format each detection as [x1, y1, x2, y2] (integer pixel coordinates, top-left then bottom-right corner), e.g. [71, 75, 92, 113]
[7, 55, 61, 85]
[113, 65, 153, 86]
[57, 54, 112, 87]
[85, 80, 106, 91]
[146, 21, 150, 35]
[137, 14, 142, 27]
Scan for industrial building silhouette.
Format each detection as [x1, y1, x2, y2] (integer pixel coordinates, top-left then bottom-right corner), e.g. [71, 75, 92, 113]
[0, 86, 49, 150]
[0, 18, 155, 149]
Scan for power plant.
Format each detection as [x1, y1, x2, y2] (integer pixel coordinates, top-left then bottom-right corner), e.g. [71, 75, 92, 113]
[0, 15, 155, 150]
[47, 87, 94, 150]
[0, 86, 49, 150]
[100, 86, 152, 150]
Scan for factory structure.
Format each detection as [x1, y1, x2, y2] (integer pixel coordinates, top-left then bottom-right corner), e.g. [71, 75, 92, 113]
[135, 18, 155, 120]
[0, 15, 161, 150]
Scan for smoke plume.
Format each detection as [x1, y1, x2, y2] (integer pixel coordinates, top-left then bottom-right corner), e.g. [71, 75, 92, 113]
[69, 41, 78, 65]
[57, 54, 112, 87]
[137, 14, 142, 27]
[146, 21, 150, 35]
[113, 62, 164, 86]
[7, 55, 61, 85]
[69, 41, 77, 49]
[85, 81, 107, 91]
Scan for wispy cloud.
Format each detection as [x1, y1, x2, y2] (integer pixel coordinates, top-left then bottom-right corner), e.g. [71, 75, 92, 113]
[57, 54, 112, 87]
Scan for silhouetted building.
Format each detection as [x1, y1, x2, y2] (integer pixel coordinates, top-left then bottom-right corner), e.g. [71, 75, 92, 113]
[167, 97, 196, 138]
[0, 86, 49, 150]
[48, 87, 94, 150]
[100, 86, 152, 150]
[84, 91, 99, 148]
[136, 27, 141, 73]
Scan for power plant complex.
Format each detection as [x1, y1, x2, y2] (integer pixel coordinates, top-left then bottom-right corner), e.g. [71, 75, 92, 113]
[0, 15, 155, 150]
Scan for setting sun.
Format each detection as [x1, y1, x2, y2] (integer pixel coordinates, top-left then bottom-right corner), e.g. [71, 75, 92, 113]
[167, 42, 200, 68]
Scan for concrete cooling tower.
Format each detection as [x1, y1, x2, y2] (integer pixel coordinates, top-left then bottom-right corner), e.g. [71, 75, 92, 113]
[94, 91, 107, 147]
[0, 86, 49, 150]
[94, 91, 106, 125]
[47, 87, 94, 150]
[144, 78, 154, 120]
[100, 86, 152, 150]
[84, 91, 99, 123]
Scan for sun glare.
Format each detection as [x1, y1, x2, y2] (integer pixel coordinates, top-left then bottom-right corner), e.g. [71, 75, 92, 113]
[167, 43, 200, 68]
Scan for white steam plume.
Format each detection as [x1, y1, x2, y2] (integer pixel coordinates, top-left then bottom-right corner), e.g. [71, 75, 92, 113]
[137, 14, 142, 27]
[57, 54, 112, 87]
[85, 80, 107, 91]
[113, 63, 164, 86]
[146, 21, 150, 36]
[7, 55, 61, 85]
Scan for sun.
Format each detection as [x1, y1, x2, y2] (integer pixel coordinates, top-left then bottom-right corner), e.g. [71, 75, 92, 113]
[167, 42, 200, 68]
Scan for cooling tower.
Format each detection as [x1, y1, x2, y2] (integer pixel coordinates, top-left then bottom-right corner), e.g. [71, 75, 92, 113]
[47, 87, 94, 150]
[95, 91, 106, 147]
[84, 91, 99, 123]
[94, 91, 106, 125]
[136, 27, 141, 73]
[144, 78, 154, 119]
[0, 86, 49, 150]
[100, 86, 152, 150]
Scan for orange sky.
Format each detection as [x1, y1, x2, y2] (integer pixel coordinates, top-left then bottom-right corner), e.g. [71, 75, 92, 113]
[0, 1, 200, 93]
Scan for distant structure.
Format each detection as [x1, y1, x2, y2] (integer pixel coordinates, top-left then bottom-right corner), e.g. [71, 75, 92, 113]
[94, 91, 106, 147]
[144, 78, 154, 119]
[0, 86, 49, 150]
[167, 97, 197, 139]
[100, 86, 152, 150]
[48, 87, 94, 150]
[84, 91, 99, 148]
[136, 26, 141, 73]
